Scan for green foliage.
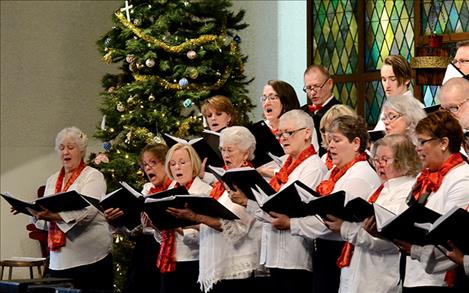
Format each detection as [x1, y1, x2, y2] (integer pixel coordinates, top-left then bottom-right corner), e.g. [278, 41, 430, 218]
[92, 1, 253, 290]
[92, 0, 253, 192]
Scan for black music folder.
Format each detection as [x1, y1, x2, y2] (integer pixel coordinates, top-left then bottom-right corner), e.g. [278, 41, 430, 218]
[144, 194, 238, 230]
[163, 133, 224, 169]
[208, 165, 276, 200]
[248, 120, 285, 167]
[1, 191, 92, 215]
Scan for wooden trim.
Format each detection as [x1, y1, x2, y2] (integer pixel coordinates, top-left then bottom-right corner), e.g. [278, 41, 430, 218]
[306, 0, 313, 66]
[332, 72, 380, 83]
[356, 0, 365, 115]
[416, 32, 469, 47]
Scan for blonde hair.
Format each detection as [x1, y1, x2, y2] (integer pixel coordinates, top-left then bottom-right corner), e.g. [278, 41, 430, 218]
[319, 105, 357, 148]
[164, 143, 202, 180]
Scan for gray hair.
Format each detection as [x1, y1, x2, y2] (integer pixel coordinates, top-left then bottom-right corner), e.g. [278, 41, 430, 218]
[279, 109, 315, 142]
[382, 95, 426, 138]
[219, 126, 256, 161]
[55, 127, 88, 158]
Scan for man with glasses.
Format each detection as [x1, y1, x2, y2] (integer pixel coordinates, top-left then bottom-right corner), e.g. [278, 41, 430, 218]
[452, 40, 469, 75]
[302, 64, 341, 155]
[438, 77, 469, 155]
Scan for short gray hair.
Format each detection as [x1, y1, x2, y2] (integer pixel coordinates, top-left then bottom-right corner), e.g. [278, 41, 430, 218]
[382, 95, 426, 138]
[55, 127, 88, 158]
[219, 126, 256, 161]
[279, 110, 315, 142]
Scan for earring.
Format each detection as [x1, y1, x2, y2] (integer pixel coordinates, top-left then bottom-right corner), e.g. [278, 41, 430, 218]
[442, 147, 446, 151]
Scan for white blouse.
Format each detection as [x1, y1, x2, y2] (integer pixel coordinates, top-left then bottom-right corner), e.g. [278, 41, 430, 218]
[174, 176, 212, 262]
[251, 153, 327, 271]
[405, 163, 469, 288]
[41, 166, 112, 270]
[290, 160, 381, 240]
[339, 176, 415, 293]
[198, 190, 262, 292]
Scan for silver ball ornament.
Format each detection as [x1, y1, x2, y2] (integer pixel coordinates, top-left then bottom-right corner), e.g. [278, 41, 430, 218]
[187, 50, 197, 60]
[116, 102, 125, 112]
[179, 78, 189, 88]
[126, 55, 136, 63]
[145, 59, 155, 67]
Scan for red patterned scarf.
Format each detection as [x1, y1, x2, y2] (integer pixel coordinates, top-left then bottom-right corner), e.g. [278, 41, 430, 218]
[410, 153, 463, 205]
[210, 161, 253, 200]
[148, 177, 172, 195]
[48, 160, 86, 251]
[336, 183, 384, 268]
[269, 145, 317, 192]
[156, 180, 194, 273]
[316, 153, 368, 196]
[325, 151, 334, 170]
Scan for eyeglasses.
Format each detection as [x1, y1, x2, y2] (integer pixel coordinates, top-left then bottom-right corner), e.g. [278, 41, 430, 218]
[451, 59, 469, 66]
[259, 94, 280, 103]
[219, 147, 238, 154]
[440, 98, 469, 113]
[169, 160, 189, 167]
[381, 113, 403, 123]
[275, 127, 306, 140]
[415, 137, 439, 146]
[372, 157, 394, 166]
[140, 160, 160, 169]
[303, 78, 329, 93]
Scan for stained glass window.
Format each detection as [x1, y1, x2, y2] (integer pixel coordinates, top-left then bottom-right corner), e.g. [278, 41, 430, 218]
[365, 1, 415, 71]
[334, 82, 358, 109]
[309, 0, 469, 127]
[364, 0, 415, 126]
[312, 0, 358, 75]
[365, 80, 385, 126]
[422, 0, 469, 34]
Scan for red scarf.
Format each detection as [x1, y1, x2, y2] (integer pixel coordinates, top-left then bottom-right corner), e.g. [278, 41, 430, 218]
[269, 145, 317, 192]
[325, 151, 334, 170]
[308, 103, 323, 113]
[316, 153, 368, 196]
[48, 160, 86, 251]
[336, 183, 384, 268]
[148, 178, 172, 195]
[210, 161, 253, 200]
[156, 179, 194, 273]
[410, 153, 463, 205]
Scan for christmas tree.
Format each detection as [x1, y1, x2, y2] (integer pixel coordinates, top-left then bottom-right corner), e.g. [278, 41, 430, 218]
[91, 0, 253, 192]
[91, 1, 253, 290]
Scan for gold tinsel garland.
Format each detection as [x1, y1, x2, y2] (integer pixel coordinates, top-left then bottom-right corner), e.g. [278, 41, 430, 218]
[115, 12, 218, 53]
[133, 68, 231, 91]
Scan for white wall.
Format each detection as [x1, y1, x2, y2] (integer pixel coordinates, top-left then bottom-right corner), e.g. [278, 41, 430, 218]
[232, 0, 307, 119]
[0, 0, 121, 278]
[0, 0, 307, 278]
